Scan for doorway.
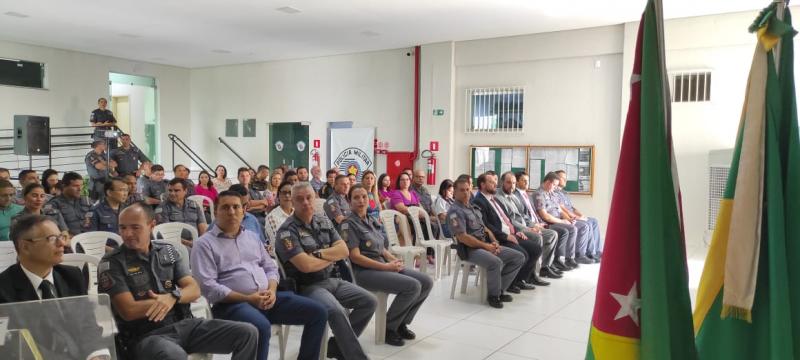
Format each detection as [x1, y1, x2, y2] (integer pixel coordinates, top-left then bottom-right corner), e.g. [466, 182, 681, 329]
[109, 73, 158, 162]
[269, 122, 309, 169]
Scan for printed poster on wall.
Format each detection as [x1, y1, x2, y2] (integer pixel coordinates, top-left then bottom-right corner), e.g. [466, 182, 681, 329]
[330, 127, 375, 180]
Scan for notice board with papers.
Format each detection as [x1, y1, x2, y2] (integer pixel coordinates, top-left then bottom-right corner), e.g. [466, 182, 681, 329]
[469, 145, 595, 195]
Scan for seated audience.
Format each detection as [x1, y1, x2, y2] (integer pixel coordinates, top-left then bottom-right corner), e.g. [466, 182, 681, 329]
[41, 168, 60, 200]
[122, 173, 145, 205]
[533, 172, 587, 269]
[347, 173, 357, 187]
[0, 215, 110, 360]
[318, 169, 337, 199]
[283, 170, 299, 184]
[143, 164, 169, 207]
[255, 165, 270, 184]
[344, 184, 432, 346]
[554, 170, 603, 261]
[310, 166, 324, 192]
[377, 173, 392, 205]
[212, 164, 233, 192]
[0, 167, 10, 181]
[47, 172, 92, 238]
[98, 203, 258, 359]
[360, 170, 382, 219]
[194, 170, 218, 223]
[136, 161, 151, 194]
[433, 179, 454, 238]
[0, 180, 22, 241]
[296, 166, 310, 182]
[266, 172, 283, 202]
[238, 167, 271, 227]
[266, 181, 294, 244]
[89, 178, 129, 249]
[172, 164, 195, 196]
[323, 174, 351, 226]
[12, 183, 70, 249]
[275, 182, 376, 360]
[447, 178, 525, 308]
[389, 172, 429, 245]
[155, 178, 208, 247]
[16, 169, 40, 204]
[225, 184, 267, 245]
[513, 172, 564, 279]
[191, 190, 328, 360]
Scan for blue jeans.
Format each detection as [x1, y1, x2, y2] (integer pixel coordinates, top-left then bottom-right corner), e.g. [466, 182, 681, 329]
[211, 291, 328, 360]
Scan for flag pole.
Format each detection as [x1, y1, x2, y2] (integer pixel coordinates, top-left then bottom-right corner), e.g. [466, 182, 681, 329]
[774, 0, 786, 71]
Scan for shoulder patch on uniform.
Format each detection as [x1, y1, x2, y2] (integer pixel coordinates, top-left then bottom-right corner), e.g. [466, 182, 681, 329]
[326, 199, 335, 204]
[279, 231, 291, 239]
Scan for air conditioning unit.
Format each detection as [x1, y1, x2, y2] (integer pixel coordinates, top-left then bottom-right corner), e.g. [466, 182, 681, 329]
[705, 149, 733, 246]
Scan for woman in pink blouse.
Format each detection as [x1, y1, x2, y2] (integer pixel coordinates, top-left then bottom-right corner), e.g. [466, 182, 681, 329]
[389, 172, 430, 247]
[195, 170, 218, 204]
[378, 173, 392, 205]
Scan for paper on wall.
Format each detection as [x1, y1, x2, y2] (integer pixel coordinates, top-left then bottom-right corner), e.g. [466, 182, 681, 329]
[512, 148, 526, 168]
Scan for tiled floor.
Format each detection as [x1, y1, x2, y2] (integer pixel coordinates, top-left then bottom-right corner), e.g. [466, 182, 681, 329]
[216, 262, 605, 360]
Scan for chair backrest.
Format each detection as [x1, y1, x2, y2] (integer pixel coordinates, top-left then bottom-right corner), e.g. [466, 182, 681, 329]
[152, 222, 197, 263]
[0, 241, 18, 272]
[407, 206, 436, 245]
[71, 231, 123, 258]
[379, 209, 412, 248]
[313, 198, 326, 216]
[188, 195, 215, 222]
[61, 253, 101, 295]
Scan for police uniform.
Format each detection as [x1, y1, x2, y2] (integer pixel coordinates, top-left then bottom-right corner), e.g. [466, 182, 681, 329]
[85, 150, 109, 201]
[89, 200, 122, 233]
[12, 206, 69, 235]
[47, 195, 93, 236]
[554, 188, 602, 259]
[323, 193, 351, 225]
[275, 214, 376, 360]
[142, 179, 169, 207]
[98, 242, 258, 359]
[533, 187, 580, 262]
[446, 201, 524, 297]
[90, 108, 117, 150]
[110, 145, 150, 176]
[155, 200, 206, 241]
[341, 212, 432, 333]
[125, 193, 145, 207]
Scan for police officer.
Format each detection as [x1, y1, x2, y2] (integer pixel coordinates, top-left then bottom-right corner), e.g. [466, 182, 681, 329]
[513, 172, 565, 280]
[110, 134, 150, 177]
[86, 140, 114, 201]
[47, 172, 93, 237]
[142, 164, 169, 207]
[122, 174, 145, 206]
[89, 178, 128, 250]
[275, 182, 376, 360]
[90, 97, 117, 151]
[323, 174, 351, 226]
[533, 172, 589, 269]
[98, 202, 258, 359]
[155, 178, 207, 246]
[554, 170, 602, 262]
[447, 178, 525, 309]
[12, 183, 71, 249]
[343, 184, 432, 347]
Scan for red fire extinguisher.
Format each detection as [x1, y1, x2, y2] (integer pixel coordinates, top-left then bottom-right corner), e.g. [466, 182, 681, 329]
[421, 150, 436, 185]
[310, 149, 320, 167]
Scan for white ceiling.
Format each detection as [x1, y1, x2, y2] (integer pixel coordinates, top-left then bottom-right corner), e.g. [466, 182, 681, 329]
[0, 0, 767, 68]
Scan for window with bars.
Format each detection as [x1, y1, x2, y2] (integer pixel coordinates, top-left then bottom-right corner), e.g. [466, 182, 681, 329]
[708, 166, 729, 230]
[465, 87, 524, 133]
[670, 71, 711, 103]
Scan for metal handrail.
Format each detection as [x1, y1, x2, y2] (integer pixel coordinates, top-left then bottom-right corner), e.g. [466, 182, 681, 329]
[168, 134, 214, 174]
[217, 137, 254, 170]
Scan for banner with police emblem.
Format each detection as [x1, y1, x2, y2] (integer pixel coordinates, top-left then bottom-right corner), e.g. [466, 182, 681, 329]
[330, 127, 374, 181]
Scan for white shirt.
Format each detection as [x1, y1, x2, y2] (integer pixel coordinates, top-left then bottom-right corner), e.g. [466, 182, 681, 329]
[20, 264, 112, 360]
[481, 192, 511, 235]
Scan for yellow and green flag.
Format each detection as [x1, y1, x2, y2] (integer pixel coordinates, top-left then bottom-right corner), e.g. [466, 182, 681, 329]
[694, 3, 800, 359]
[586, 0, 698, 359]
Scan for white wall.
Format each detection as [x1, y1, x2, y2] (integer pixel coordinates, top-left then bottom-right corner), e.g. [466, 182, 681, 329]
[0, 40, 191, 167]
[190, 49, 415, 174]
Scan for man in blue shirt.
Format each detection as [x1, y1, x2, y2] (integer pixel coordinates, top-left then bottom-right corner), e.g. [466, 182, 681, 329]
[191, 190, 327, 360]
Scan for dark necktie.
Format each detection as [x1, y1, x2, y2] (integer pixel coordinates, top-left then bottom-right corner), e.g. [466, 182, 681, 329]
[39, 280, 56, 299]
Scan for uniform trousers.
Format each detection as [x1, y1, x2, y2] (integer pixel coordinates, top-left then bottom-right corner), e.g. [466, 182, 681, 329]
[500, 232, 542, 284]
[573, 220, 592, 259]
[578, 217, 603, 257]
[465, 246, 525, 296]
[354, 267, 433, 331]
[300, 278, 377, 360]
[133, 318, 258, 360]
[547, 223, 577, 259]
[211, 291, 328, 360]
[537, 228, 558, 269]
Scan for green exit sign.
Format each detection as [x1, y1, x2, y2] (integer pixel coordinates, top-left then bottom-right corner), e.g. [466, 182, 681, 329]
[432, 109, 445, 116]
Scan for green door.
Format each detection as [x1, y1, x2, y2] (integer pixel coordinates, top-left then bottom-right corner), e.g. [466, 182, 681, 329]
[269, 123, 309, 169]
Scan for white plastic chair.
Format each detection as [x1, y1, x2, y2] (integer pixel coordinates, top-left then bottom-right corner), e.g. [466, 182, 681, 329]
[379, 209, 426, 272]
[152, 222, 197, 265]
[407, 206, 452, 279]
[71, 231, 123, 258]
[61, 253, 101, 295]
[0, 242, 17, 272]
[450, 255, 488, 304]
[347, 260, 389, 345]
[188, 195, 215, 222]
[313, 198, 326, 217]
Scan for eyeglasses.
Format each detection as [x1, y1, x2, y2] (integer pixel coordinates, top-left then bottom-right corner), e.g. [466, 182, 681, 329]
[25, 234, 67, 245]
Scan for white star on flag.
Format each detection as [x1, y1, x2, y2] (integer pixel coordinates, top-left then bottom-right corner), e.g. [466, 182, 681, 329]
[611, 282, 641, 326]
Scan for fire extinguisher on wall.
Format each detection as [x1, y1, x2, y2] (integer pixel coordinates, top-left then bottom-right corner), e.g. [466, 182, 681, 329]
[310, 149, 320, 168]
[421, 149, 437, 185]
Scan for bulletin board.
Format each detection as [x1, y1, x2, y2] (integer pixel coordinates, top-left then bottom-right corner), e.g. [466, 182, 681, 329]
[469, 145, 595, 195]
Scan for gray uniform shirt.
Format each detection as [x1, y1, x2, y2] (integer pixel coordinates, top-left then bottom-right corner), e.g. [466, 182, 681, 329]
[275, 214, 341, 286]
[323, 193, 351, 224]
[47, 195, 93, 235]
[155, 200, 206, 230]
[110, 146, 150, 175]
[85, 151, 109, 180]
[340, 213, 389, 264]
[446, 200, 488, 243]
[533, 187, 562, 219]
[12, 205, 69, 233]
[143, 179, 169, 203]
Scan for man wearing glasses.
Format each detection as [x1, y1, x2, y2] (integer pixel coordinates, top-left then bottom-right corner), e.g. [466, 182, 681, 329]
[0, 179, 22, 241]
[0, 215, 110, 359]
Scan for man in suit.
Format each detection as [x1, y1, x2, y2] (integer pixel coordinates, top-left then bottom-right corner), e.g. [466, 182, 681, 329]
[0, 214, 110, 360]
[471, 173, 541, 293]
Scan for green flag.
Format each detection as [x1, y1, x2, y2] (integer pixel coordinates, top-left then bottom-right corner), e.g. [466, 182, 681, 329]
[693, 3, 800, 359]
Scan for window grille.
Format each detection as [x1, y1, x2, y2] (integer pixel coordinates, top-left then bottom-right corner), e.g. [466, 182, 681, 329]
[670, 70, 711, 103]
[465, 86, 524, 133]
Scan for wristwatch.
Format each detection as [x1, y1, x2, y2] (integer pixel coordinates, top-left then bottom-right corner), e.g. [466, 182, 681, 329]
[170, 288, 182, 301]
